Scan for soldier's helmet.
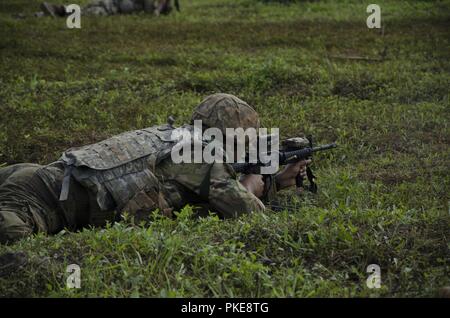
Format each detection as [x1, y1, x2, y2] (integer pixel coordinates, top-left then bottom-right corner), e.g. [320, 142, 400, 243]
[191, 93, 260, 133]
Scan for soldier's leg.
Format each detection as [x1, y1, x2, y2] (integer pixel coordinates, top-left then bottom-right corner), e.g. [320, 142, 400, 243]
[143, 0, 174, 15]
[0, 197, 63, 244]
[154, 0, 174, 15]
[0, 164, 42, 186]
[82, 0, 119, 16]
[0, 165, 65, 244]
[40, 2, 67, 17]
[0, 209, 34, 244]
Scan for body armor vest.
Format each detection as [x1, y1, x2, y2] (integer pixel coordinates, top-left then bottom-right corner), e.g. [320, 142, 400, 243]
[58, 124, 191, 223]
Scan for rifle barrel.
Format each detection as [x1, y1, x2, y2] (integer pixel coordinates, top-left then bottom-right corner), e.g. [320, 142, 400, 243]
[281, 143, 337, 164]
[312, 143, 337, 152]
[231, 143, 337, 172]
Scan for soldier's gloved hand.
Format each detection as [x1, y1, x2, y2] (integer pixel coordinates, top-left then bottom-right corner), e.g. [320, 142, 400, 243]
[240, 174, 265, 198]
[275, 159, 312, 191]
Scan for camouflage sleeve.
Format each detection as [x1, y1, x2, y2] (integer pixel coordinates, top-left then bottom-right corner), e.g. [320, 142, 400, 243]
[156, 161, 265, 218]
[207, 163, 265, 219]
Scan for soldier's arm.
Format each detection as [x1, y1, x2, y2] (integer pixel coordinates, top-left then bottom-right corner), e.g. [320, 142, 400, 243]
[275, 159, 311, 190]
[239, 174, 265, 198]
[206, 163, 265, 218]
[156, 160, 265, 218]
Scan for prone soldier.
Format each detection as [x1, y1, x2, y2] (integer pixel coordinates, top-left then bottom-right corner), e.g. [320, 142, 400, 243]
[0, 93, 311, 244]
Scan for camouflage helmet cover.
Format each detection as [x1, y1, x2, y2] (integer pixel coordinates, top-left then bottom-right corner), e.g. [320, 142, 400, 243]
[191, 93, 261, 133]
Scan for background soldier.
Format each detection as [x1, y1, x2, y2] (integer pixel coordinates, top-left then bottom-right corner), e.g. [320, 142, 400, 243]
[35, 0, 180, 17]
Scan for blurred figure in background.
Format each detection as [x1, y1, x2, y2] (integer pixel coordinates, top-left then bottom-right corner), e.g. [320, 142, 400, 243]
[34, 0, 180, 17]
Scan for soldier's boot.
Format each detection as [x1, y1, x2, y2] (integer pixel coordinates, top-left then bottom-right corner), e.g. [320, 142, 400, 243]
[40, 2, 67, 17]
[0, 252, 28, 277]
[0, 164, 42, 186]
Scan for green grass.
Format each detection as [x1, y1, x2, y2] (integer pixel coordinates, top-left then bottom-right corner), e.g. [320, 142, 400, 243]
[0, 0, 449, 297]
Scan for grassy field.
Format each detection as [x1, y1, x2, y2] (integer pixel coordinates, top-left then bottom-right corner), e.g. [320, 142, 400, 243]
[0, 0, 449, 297]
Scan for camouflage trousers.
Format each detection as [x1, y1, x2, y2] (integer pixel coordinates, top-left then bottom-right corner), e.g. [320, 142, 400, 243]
[0, 164, 89, 244]
[82, 0, 120, 16]
[82, 0, 157, 16]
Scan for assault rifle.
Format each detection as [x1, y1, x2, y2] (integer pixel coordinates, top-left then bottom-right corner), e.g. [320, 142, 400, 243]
[231, 136, 337, 194]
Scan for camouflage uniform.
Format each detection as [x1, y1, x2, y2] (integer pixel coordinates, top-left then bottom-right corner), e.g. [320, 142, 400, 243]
[155, 158, 264, 220]
[0, 154, 262, 244]
[0, 94, 265, 244]
[84, 0, 179, 16]
[0, 162, 90, 243]
[82, 0, 147, 16]
[38, 0, 177, 17]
